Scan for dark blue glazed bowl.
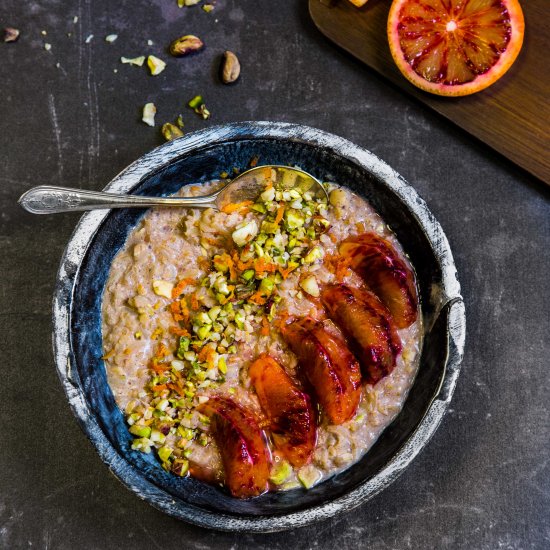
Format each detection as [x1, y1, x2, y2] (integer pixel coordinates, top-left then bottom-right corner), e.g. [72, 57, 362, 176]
[53, 122, 465, 532]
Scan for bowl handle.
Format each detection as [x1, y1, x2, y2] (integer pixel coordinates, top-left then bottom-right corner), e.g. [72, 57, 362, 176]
[424, 297, 466, 404]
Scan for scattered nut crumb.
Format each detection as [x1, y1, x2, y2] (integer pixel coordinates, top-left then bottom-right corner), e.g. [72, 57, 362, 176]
[3, 27, 20, 43]
[44, 43, 52, 51]
[147, 55, 166, 76]
[85, 34, 94, 43]
[121, 56, 146, 67]
[142, 103, 157, 127]
[105, 34, 118, 43]
[161, 123, 184, 141]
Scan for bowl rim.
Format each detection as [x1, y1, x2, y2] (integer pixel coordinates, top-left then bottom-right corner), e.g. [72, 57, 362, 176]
[52, 121, 465, 532]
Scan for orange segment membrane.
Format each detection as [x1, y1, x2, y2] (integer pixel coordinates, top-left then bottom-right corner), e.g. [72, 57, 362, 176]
[397, 0, 512, 85]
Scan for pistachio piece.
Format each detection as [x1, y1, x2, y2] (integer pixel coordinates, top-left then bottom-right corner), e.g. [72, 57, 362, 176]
[221, 51, 240, 84]
[142, 102, 157, 127]
[105, 34, 118, 43]
[161, 122, 184, 141]
[147, 55, 166, 76]
[121, 56, 146, 67]
[169, 35, 204, 57]
[3, 27, 20, 43]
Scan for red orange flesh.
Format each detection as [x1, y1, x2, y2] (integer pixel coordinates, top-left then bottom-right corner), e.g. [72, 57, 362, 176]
[387, 0, 525, 96]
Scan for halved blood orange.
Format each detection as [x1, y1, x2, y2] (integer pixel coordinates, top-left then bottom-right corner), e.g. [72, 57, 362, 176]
[387, 0, 525, 96]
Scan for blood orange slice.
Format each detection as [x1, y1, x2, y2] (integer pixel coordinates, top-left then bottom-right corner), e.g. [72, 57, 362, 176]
[387, 0, 525, 96]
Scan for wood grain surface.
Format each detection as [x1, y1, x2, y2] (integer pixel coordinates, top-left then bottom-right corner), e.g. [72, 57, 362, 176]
[310, 0, 550, 185]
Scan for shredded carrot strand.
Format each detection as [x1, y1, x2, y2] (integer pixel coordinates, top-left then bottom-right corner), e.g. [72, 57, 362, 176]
[274, 203, 285, 225]
[249, 291, 267, 305]
[169, 326, 190, 337]
[152, 384, 167, 392]
[171, 277, 194, 299]
[167, 383, 185, 396]
[221, 200, 253, 214]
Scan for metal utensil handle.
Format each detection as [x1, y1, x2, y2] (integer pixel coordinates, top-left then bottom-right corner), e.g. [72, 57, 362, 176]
[18, 185, 219, 214]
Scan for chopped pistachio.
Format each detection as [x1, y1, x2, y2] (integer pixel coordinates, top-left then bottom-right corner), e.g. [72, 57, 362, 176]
[150, 429, 166, 443]
[303, 246, 324, 264]
[3, 27, 20, 43]
[329, 188, 347, 207]
[299, 275, 320, 297]
[161, 122, 184, 141]
[147, 55, 166, 76]
[142, 102, 157, 127]
[188, 95, 203, 109]
[269, 460, 292, 485]
[176, 115, 184, 129]
[196, 104, 210, 120]
[121, 55, 146, 66]
[297, 465, 322, 489]
[129, 425, 151, 438]
[231, 220, 259, 247]
[158, 446, 172, 462]
[202, 4, 214, 12]
[285, 209, 305, 229]
[152, 279, 174, 299]
[105, 34, 118, 43]
[177, 337, 190, 359]
[44, 43, 51, 51]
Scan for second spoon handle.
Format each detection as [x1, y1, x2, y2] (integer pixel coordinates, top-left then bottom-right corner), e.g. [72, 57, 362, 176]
[18, 185, 220, 214]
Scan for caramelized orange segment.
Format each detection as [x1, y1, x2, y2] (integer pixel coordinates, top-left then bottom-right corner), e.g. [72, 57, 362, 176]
[282, 317, 362, 424]
[198, 396, 270, 498]
[249, 355, 317, 468]
[321, 284, 401, 385]
[339, 232, 418, 328]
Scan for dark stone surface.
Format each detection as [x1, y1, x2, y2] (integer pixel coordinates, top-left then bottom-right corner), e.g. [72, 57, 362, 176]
[1, 0, 548, 548]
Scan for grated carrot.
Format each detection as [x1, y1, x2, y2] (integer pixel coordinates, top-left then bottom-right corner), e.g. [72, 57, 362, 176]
[221, 200, 253, 214]
[189, 293, 200, 311]
[171, 277, 194, 299]
[167, 382, 185, 396]
[152, 384, 167, 392]
[274, 203, 285, 225]
[169, 326, 190, 337]
[249, 291, 267, 306]
[151, 362, 168, 374]
[355, 222, 366, 233]
[278, 264, 298, 280]
[254, 257, 277, 275]
[170, 301, 184, 322]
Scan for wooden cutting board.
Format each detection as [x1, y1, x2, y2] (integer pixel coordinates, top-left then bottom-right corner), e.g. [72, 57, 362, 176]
[309, 0, 550, 185]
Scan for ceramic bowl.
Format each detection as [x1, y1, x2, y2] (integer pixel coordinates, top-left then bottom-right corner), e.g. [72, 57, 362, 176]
[53, 122, 465, 532]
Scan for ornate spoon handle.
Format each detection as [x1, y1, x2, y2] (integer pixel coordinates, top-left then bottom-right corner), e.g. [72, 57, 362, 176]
[18, 185, 219, 214]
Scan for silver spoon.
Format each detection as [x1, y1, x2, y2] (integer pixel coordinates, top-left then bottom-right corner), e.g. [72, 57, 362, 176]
[18, 165, 328, 215]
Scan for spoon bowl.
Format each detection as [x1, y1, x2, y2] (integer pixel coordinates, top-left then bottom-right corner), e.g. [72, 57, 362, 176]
[17, 165, 328, 214]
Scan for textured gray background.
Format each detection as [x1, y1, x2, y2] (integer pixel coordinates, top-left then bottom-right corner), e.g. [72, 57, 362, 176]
[1, 1, 549, 548]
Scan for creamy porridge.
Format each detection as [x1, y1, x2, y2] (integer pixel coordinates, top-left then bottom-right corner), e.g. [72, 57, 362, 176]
[102, 169, 421, 497]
